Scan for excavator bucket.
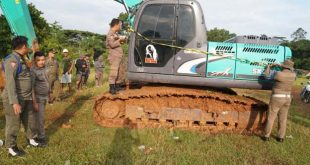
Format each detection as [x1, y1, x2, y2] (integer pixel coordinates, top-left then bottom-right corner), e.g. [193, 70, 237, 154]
[0, 0, 36, 46]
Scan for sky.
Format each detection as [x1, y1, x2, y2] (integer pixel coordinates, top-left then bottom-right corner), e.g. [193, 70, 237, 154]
[0, 0, 309, 40]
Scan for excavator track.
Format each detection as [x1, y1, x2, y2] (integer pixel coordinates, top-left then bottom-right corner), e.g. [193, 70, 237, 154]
[93, 86, 268, 133]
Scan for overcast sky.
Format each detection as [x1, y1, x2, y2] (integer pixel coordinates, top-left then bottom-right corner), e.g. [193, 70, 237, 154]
[1, 0, 309, 40]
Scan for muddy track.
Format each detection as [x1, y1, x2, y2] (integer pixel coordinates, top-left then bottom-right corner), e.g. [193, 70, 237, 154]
[93, 86, 268, 133]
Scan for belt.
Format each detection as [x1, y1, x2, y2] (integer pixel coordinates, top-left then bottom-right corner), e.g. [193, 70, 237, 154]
[272, 94, 291, 98]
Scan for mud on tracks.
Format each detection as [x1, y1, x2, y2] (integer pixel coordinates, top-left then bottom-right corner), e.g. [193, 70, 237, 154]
[93, 86, 268, 133]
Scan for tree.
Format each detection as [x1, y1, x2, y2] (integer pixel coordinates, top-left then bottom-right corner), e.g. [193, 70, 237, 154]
[291, 28, 307, 42]
[0, 14, 12, 57]
[282, 39, 310, 70]
[207, 28, 236, 42]
[118, 12, 129, 31]
[118, 12, 128, 22]
[63, 29, 105, 55]
[28, 3, 50, 44]
[42, 21, 66, 53]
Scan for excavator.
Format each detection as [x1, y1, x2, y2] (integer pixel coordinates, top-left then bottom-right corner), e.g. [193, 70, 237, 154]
[0, 0, 292, 133]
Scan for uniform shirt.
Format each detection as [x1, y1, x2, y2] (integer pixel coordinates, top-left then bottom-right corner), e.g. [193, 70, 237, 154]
[46, 58, 59, 81]
[31, 66, 50, 100]
[272, 69, 296, 94]
[94, 60, 104, 73]
[1, 52, 32, 104]
[93, 51, 101, 61]
[106, 29, 123, 59]
[63, 57, 73, 74]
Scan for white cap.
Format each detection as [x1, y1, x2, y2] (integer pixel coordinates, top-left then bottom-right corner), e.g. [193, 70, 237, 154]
[63, 49, 69, 53]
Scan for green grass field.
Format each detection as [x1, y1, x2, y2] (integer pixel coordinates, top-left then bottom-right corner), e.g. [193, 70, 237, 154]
[0, 72, 309, 165]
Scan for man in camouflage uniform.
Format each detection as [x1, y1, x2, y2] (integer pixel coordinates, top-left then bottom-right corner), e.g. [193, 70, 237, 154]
[46, 48, 59, 103]
[262, 59, 296, 143]
[107, 18, 126, 94]
[2, 36, 43, 157]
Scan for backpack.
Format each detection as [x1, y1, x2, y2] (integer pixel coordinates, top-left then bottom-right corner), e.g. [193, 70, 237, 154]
[0, 55, 23, 91]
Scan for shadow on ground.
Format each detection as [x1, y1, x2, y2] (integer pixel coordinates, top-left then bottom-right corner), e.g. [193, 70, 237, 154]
[105, 127, 140, 165]
[46, 94, 91, 138]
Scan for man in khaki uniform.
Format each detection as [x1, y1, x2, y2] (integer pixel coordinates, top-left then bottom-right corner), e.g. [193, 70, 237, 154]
[2, 36, 43, 157]
[262, 59, 296, 142]
[106, 18, 126, 94]
[46, 48, 59, 103]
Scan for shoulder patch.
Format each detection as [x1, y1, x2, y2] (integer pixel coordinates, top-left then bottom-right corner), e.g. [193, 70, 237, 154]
[10, 62, 17, 68]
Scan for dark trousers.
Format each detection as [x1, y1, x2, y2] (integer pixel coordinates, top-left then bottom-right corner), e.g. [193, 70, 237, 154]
[34, 99, 46, 139]
[3, 100, 36, 148]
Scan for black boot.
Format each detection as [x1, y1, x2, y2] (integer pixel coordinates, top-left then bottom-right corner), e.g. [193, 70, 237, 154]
[35, 137, 48, 147]
[261, 136, 270, 142]
[109, 84, 117, 95]
[115, 83, 125, 92]
[276, 137, 284, 143]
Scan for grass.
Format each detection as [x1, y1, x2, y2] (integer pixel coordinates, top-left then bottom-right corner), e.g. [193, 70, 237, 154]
[0, 72, 309, 165]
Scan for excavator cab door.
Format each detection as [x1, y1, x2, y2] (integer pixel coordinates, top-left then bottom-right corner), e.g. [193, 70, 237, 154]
[128, 0, 207, 77]
[132, 3, 177, 74]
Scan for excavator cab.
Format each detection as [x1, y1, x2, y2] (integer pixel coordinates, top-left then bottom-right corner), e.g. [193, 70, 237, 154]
[128, 0, 207, 75]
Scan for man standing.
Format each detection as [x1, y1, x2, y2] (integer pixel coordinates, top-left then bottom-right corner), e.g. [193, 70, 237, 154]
[93, 48, 101, 62]
[2, 36, 42, 157]
[61, 49, 73, 92]
[107, 18, 126, 94]
[84, 54, 91, 86]
[94, 56, 105, 87]
[262, 59, 296, 142]
[75, 55, 87, 90]
[46, 48, 59, 104]
[31, 51, 49, 147]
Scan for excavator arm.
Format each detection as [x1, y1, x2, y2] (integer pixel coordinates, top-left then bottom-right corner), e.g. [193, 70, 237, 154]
[0, 0, 36, 46]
